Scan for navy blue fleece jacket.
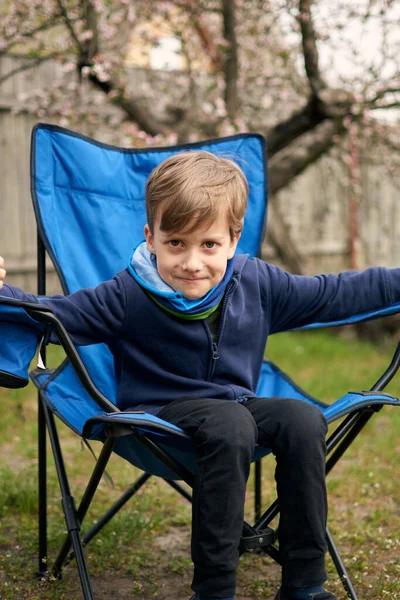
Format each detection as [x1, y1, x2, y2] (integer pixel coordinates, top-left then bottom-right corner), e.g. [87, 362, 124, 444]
[2, 255, 400, 414]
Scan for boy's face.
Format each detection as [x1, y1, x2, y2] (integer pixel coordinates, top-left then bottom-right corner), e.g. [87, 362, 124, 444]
[144, 210, 240, 299]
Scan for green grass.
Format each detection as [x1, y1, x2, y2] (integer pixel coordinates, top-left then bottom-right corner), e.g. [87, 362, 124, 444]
[0, 330, 399, 599]
[266, 328, 400, 401]
[0, 466, 38, 518]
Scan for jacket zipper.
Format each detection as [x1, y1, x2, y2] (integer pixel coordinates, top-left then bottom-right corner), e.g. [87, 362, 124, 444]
[208, 279, 236, 380]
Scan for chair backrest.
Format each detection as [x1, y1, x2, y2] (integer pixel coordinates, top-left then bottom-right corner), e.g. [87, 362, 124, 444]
[32, 125, 268, 294]
[31, 124, 268, 433]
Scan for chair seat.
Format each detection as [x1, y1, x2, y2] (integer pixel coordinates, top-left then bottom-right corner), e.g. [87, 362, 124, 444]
[78, 388, 399, 479]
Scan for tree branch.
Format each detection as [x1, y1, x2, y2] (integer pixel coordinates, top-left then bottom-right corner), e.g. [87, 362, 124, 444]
[55, 0, 83, 51]
[0, 18, 63, 54]
[222, 0, 239, 118]
[369, 101, 400, 110]
[267, 85, 354, 156]
[366, 85, 400, 107]
[379, 135, 400, 155]
[268, 119, 345, 195]
[298, 0, 326, 95]
[77, 0, 98, 71]
[267, 95, 326, 156]
[0, 56, 57, 86]
[88, 74, 164, 136]
[190, 14, 223, 71]
[74, 0, 164, 136]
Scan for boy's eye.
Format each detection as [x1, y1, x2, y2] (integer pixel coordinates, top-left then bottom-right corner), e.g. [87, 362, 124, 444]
[169, 240, 181, 247]
[204, 241, 216, 249]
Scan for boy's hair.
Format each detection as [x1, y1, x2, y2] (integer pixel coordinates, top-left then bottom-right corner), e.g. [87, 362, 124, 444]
[145, 151, 248, 240]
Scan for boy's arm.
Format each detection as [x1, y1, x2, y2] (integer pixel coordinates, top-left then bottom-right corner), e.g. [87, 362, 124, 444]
[264, 263, 400, 334]
[0, 259, 127, 346]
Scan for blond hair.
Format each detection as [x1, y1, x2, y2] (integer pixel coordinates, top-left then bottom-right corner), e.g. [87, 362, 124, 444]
[145, 151, 248, 240]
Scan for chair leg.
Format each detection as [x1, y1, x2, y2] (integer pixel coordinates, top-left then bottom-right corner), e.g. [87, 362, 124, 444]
[37, 392, 48, 578]
[37, 234, 48, 579]
[76, 472, 153, 554]
[254, 506, 360, 597]
[53, 435, 117, 576]
[163, 478, 192, 502]
[326, 527, 358, 600]
[42, 401, 95, 599]
[254, 460, 262, 521]
[69, 529, 95, 600]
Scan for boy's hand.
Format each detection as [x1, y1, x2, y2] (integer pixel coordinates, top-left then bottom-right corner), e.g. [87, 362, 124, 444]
[0, 256, 6, 291]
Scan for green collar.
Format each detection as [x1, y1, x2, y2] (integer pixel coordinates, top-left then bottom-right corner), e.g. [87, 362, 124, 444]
[147, 292, 221, 320]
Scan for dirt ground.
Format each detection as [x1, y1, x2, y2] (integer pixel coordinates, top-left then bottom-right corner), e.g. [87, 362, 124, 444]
[4, 523, 285, 600]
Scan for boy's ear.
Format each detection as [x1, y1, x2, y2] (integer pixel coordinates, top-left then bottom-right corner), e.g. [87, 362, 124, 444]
[228, 231, 241, 259]
[144, 224, 155, 254]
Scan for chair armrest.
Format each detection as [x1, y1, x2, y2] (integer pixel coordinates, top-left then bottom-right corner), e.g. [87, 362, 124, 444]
[292, 302, 400, 331]
[370, 339, 400, 391]
[0, 297, 117, 413]
[83, 412, 191, 440]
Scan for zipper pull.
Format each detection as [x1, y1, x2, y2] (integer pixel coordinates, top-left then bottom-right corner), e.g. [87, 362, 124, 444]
[212, 342, 220, 360]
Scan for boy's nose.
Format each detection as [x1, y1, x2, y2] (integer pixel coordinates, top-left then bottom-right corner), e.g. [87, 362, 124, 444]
[182, 251, 202, 272]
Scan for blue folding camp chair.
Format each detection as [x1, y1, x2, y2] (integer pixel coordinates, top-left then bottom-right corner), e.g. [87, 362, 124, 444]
[1, 123, 400, 600]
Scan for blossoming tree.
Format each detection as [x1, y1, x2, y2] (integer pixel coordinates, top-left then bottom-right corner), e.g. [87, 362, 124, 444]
[0, 0, 399, 271]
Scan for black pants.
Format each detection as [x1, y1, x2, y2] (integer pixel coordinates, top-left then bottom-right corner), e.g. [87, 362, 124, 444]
[158, 396, 328, 598]
[158, 398, 327, 597]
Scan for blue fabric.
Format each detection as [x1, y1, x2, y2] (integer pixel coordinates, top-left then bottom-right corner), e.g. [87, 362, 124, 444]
[128, 241, 236, 313]
[0, 323, 39, 384]
[0, 302, 46, 386]
[32, 126, 267, 296]
[255, 361, 326, 407]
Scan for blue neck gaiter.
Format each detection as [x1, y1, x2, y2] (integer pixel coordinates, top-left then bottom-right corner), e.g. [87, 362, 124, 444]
[127, 241, 235, 317]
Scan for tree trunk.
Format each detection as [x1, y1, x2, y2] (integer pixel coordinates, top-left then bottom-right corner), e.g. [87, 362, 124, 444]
[222, 0, 239, 118]
[266, 196, 305, 274]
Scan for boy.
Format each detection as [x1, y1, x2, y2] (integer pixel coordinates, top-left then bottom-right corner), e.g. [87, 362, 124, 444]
[1, 151, 399, 600]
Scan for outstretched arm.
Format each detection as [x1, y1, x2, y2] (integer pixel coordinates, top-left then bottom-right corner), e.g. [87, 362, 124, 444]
[263, 262, 400, 334]
[0, 256, 127, 346]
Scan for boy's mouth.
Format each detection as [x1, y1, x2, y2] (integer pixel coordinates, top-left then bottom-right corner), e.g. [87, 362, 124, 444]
[178, 277, 205, 282]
